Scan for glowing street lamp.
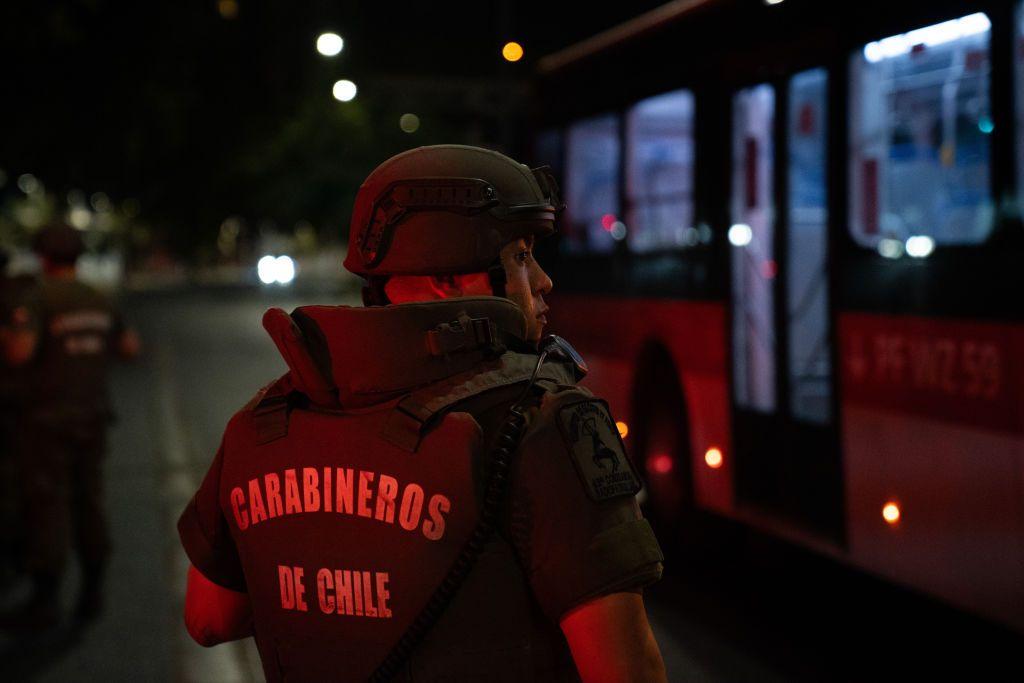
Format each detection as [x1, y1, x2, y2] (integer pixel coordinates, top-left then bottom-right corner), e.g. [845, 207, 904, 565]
[332, 79, 357, 102]
[317, 32, 344, 57]
[502, 41, 524, 62]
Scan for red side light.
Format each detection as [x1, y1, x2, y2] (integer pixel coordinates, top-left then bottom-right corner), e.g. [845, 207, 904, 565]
[648, 454, 673, 475]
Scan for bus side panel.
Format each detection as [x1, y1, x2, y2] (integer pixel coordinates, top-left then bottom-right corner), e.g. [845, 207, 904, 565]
[838, 312, 1024, 631]
[548, 294, 733, 513]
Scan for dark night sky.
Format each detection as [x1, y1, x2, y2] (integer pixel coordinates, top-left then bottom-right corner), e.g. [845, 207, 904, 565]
[0, 0, 667, 254]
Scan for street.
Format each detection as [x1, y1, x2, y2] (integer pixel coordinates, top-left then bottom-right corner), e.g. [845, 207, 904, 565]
[2, 286, 1019, 682]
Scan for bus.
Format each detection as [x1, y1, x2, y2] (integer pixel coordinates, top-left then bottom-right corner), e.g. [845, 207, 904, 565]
[528, 0, 1024, 632]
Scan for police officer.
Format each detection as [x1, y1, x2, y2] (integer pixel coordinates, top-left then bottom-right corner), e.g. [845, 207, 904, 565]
[178, 145, 668, 681]
[0, 222, 140, 627]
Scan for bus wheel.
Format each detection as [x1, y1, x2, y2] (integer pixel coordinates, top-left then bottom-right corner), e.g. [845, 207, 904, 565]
[631, 352, 693, 540]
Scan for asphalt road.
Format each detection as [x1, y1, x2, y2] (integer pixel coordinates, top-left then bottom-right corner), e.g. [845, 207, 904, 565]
[1, 286, 1020, 682]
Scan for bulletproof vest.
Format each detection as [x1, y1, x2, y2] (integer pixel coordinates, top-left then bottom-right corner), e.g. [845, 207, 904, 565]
[223, 297, 578, 683]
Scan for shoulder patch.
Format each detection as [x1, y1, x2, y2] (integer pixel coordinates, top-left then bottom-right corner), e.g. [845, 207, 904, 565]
[556, 399, 642, 502]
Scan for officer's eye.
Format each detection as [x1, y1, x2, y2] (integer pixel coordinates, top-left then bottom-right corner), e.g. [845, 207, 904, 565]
[516, 249, 532, 265]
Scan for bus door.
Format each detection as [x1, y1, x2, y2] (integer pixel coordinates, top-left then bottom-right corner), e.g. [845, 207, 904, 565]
[727, 70, 844, 542]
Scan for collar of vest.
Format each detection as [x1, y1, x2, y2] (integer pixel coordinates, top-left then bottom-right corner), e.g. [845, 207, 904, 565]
[261, 296, 535, 408]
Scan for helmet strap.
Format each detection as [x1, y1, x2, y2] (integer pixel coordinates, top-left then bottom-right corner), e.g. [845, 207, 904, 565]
[487, 261, 507, 298]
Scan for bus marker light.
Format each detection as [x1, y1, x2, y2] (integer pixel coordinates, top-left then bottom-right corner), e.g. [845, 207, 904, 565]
[601, 213, 616, 231]
[616, 421, 629, 438]
[882, 501, 901, 525]
[648, 454, 673, 475]
[704, 447, 723, 469]
[728, 223, 753, 247]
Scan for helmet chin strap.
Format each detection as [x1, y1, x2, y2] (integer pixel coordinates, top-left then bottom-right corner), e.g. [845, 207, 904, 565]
[486, 260, 507, 298]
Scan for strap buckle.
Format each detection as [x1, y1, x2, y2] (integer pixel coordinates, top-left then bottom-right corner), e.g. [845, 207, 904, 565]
[426, 314, 497, 356]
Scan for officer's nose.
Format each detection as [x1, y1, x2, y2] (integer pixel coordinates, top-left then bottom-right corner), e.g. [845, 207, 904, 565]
[533, 263, 553, 297]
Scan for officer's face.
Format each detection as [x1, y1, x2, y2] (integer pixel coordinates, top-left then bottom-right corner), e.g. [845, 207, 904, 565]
[500, 235, 552, 344]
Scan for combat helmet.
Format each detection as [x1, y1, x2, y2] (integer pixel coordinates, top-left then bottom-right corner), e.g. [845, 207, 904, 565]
[344, 145, 562, 295]
[32, 221, 85, 265]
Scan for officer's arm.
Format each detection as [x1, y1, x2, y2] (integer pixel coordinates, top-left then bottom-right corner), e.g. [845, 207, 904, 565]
[184, 563, 254, 647]
[560, 591, 668, 683]
[0, 328, 38, 366]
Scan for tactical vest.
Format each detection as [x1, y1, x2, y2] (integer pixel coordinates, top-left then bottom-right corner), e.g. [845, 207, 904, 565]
[221, 298, 581, 682]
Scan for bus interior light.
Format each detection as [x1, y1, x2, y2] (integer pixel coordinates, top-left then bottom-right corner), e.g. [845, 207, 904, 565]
[616, 421, 629, 438]
[704, 447, 723, 469]
[863, 13, 991, 63]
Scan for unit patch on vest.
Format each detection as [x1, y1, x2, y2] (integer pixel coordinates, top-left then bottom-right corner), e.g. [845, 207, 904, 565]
[557, 399, 641, 501]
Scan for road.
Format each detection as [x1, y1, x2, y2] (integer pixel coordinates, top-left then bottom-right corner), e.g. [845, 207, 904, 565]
[1, 286, 1019, 682]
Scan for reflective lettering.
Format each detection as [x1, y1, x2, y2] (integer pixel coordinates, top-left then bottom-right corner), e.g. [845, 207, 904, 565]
[248, 478, 267, 525]
[323, 467, 333, 512]
[376, 572, 392, 618]
[422, 494, 450, 541]
[264, 473, 283, 518]
[353, 570, 364, 616]
[303, 467, 321, 512]
[398, 484, 424, 531]
[357, 471, 375, 518]
[336, 468, 354, 515]
[284, 468, 302, 514]
[229, 486, 248, 530]
[334, 569, 354, 615]
[375, 475, 398, 523]
[317, 568, 335, 614]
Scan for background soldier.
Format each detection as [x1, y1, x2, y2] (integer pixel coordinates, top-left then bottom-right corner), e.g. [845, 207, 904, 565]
[178, 145, 668, 681]
[0, 223, 140, 628]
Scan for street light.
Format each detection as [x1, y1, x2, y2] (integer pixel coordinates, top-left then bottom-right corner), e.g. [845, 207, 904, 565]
[317, 32, 344, 57]
[332, 79, 357, 102]
[502, 41, 524, 62]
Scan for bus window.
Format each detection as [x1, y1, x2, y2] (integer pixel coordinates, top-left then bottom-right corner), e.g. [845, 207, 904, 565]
[1017, 4, 1024, 211]
[731, 84, 776, 414]
[849, 13, 993, 249]
[625, 89, 696, 253]
[564, 113, 621, 254]
[787, 68, 831, 424]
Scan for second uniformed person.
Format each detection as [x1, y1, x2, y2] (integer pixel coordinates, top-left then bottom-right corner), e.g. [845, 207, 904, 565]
[0, 223, 140, 628]
[178, 145, 668, 681]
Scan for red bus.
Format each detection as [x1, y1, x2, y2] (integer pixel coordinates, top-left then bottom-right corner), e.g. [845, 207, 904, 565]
[529, 0, 1024, 632]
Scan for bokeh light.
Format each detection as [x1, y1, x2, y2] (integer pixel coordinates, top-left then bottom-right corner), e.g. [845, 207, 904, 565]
[317, 33, 344, 57]
[399, 113, 420, 133]
[332, 79, 357, 102]
[502, 41, 524, 62]
[217, 0, 238, 20]
[883, 501, 901, 525]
